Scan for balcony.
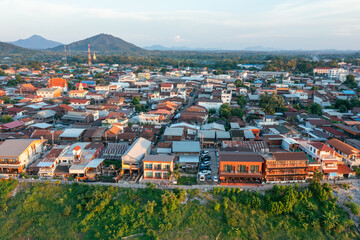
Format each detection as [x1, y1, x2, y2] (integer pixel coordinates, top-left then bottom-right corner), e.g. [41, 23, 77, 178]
[267, 164, 308, 169]
[266, 171, 307, 176]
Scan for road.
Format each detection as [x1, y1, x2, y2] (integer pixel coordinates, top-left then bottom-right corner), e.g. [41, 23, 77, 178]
[16, 177, 360, 192]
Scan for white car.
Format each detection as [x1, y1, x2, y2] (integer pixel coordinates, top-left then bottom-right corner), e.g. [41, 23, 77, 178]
[212, 176, 218, 182]
[200, 170, 211, 175]
[199, 175, 206, 181]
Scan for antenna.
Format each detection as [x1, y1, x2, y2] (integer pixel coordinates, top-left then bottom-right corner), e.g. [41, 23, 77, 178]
[64, 45, 67, 65]
[88, 44, 92, 66]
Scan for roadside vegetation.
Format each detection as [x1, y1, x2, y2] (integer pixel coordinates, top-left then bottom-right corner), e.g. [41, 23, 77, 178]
[0, 179, 358, 240]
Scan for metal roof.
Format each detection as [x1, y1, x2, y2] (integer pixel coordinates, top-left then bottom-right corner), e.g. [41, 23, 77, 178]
[85, 158, 105, 168]
[172, 141, 200, 153]
[60, 128, 86, 138]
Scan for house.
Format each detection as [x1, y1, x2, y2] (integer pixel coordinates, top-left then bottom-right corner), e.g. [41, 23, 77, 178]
[0, 120, 25, 132]
[197, 98, 223, 111]
[103, 125, 123, 142]
[33, 110, 56, 123]
[59, 128, 86, 142]
[69, 99, 91, 108]
[164, 127, 184, 141]
[30, 130, 63, 145]
[218, 152, 265, 184]
[68, 90, 88, 98]
[121, 137, 152, 175]
[306, 119, 332, 128]
[172, 141, 200, 171]
[266, 152, 308, 183]
[56, 142, 104, 179]
[62, 111, 94, 124]
[161, 83, 173, 92]
[49, 78, 68, 92]
[0, 139, 45, 176]
[36, 88, 62, 99]
[143, 155, 175, 181]
[326, 138, 360, 168]
[36, 146, 67, 176]
[83, 127, 108, 142]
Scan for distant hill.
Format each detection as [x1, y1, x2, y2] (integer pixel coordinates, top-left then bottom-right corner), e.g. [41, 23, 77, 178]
[0, 42, 36, 55]
[9, 35, 62, 49]
[243, 45, 283, 51]
[144, 45, 222, 51]
[50, 33, 145, 54]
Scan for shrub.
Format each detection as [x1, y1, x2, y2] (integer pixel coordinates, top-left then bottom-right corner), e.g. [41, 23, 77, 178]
[344, 201, 360, 215]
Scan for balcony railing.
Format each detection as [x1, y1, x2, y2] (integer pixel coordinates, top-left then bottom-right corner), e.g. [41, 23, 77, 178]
[267, 171, 307, 175]
[267, 164, 308, 168]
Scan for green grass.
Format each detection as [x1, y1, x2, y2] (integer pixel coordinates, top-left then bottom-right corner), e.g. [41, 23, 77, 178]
[177, 176, 197, 185]
[0, 180, 358, 240]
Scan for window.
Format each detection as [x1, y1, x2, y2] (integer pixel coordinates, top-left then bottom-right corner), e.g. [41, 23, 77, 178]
[163, 172, 169, 179]
[163, 164, 170, 170]
[154, 164, 161, 170]
[250, 165, 259, 173]
[145, 163, 152, 170]
[155, 172, 162, 178]
[145, 171, 153, 178]
[237, 165, 246, 173]
[223, 164, 233, 172]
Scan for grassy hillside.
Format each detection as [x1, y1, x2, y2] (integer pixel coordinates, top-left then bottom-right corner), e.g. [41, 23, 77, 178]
[50, 34, 145, 54]
[0, 42, 36, 55]
[0, 179, 357, 240]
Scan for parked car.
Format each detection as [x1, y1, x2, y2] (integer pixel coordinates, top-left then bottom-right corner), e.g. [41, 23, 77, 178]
[202, 150, 209, 154]
[202, 156, 211, 161]
[212, 176, 218, 182]
[200, 166, 211, 171]
[206, 175, 212, 181]
[199, 170, 211, 175]
[202, 160, 210, 165]
[201, 153, 209, 158]
[199, 174, 206, 181]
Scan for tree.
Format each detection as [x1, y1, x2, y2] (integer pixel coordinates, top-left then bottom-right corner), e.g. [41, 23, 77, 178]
[236, 95, 246, 108]
[208, 108, 216, 116]
[231, 107, 245, 118]
[132, 96, 140, 105]
[334, 99, 350, 110]
[343, 74, 357, 89]
[0, 115, 13, 123]
[339, 105, 348, 113]
[219, 104, 231, 118]
[309, 103, 322, 116]
[259, 93, 286, 115]
[168, 170, 181, 184]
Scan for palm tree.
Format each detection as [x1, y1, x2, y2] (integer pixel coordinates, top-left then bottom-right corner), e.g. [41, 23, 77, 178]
[168, 170, 181, 184]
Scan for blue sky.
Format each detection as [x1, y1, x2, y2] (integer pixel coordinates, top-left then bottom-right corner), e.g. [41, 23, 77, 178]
[1, 0, 360, 50]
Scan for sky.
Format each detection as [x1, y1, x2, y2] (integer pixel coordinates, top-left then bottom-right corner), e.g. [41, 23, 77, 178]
[1, 0, 360, 50]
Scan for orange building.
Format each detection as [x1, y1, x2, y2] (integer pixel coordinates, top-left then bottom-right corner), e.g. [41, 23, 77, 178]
[49, 78, 68, 92]
[266, 152, 308, 182]
[143, 155, 175, 180]
[219, 152, 265, 184]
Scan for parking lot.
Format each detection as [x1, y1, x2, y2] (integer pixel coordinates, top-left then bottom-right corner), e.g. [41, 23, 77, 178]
[198, 148, 219, 184]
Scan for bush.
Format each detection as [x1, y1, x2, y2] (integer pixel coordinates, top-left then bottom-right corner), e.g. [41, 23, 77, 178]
[344, 201, 360, 215]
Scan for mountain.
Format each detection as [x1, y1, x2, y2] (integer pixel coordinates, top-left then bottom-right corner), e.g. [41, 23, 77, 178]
[0, 42, 36, 55]
[9, 35, 62, 49]
[243, 45, 283, 51]
[144, 45, 222, 51]
[50, 33, 145, 54]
